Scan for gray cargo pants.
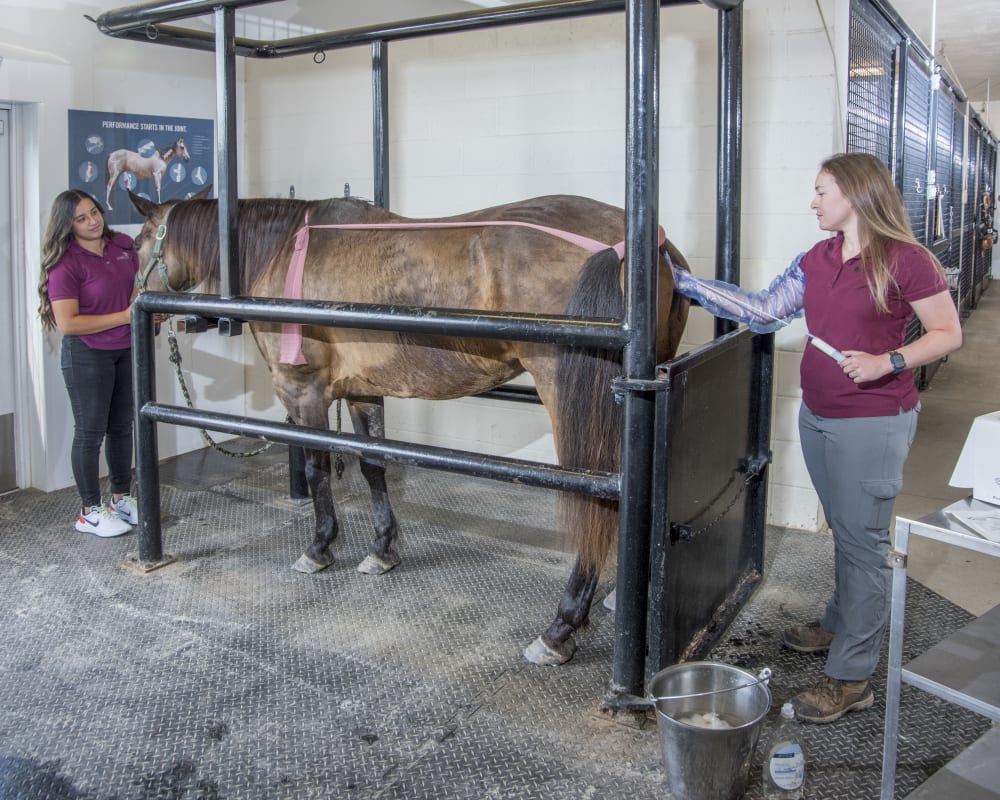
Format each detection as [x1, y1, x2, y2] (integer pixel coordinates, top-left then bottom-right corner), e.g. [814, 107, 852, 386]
[798, 402, 920, 681]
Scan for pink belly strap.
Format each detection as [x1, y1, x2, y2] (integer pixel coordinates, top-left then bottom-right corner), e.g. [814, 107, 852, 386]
[279, 217, 665, 365]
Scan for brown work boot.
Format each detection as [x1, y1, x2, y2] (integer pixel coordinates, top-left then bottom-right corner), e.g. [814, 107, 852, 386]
[782, 621, 834, 653]
[792, 676, 874, 723]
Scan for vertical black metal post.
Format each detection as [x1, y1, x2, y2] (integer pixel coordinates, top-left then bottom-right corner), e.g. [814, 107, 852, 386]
[132, 307, 163, 563]
[372, 40, 390, 209]
[216, 6, 242, 321]
[714, 4, 742, 337]
[611, 0, 660, 702]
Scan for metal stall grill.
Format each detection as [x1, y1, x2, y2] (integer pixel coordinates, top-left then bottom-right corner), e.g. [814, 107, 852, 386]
[972, 126, 998, 301]
[947, 94, 967, 310]
[965, 130, 981, 302]
[915, 77, 962, 387]
[846, 1, 898, 165]
[932, 83, 957, 249]
[846, 0, 987, 389]
[900, 52, 931, 244]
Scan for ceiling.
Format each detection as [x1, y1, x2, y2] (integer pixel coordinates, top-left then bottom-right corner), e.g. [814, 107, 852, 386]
[890, 0, 999, 107]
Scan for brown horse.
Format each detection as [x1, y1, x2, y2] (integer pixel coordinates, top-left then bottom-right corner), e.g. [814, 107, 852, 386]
[106, 138, 191, 210]
[128, 190, 690, 665]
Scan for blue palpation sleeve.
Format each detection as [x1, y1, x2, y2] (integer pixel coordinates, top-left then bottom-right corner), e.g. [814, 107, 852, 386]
[671, 253, 806, 334]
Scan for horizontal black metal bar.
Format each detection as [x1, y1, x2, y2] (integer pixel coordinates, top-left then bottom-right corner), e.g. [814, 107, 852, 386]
[475, 385, 543, 404]
[94, 0, 276, 31]
[135, 292, 628, 348]
[96, 0, 707, 57]
[143, 403, 621, 500]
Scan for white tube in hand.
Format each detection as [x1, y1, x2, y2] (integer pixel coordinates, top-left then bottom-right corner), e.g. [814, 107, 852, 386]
[808, 335, 846, 364]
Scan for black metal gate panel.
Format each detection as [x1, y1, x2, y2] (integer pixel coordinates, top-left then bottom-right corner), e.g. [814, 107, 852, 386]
[646, 328, 773, 675]
[900, 52, 931, 242]
[846, 0, 898, 164]
[971, 125, 997, 301]
[966, 131, 981, 303]
[945, 95, 967, 309]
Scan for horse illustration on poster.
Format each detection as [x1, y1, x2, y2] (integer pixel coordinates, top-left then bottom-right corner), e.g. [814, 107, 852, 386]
[105, 138, 190, 209]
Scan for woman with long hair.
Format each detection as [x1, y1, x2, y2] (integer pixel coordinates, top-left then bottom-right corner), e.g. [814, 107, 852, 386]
[39, 189, 139, 537]
[672, 152, 963, 723]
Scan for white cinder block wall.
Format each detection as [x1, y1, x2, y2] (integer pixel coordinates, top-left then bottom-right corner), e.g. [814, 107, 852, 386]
[6, 0, 861, 535]
[244, 0, 847, 532]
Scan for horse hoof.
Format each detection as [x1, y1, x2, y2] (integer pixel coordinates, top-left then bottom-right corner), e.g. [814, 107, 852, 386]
[356, 553, 400, 575]
[292, 553, 334, 574]
[602, 587, 617, 611]
[523, 635, 576, 666]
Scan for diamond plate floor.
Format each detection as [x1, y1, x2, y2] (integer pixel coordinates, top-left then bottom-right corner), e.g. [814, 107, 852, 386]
[0, 445, 989, 799]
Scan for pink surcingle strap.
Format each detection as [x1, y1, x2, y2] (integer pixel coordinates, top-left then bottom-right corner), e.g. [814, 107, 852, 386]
[279, 214, 312, 365]
[278, 215, 665, 365]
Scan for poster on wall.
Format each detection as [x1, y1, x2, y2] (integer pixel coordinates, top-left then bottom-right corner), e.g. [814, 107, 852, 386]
[68, 110, 215, 226]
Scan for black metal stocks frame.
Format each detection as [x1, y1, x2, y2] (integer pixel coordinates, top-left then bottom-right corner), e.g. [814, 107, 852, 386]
[102, 0, 746, 708]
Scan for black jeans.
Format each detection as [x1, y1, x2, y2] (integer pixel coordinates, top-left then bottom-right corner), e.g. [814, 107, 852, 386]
[60, 336, 134, 508]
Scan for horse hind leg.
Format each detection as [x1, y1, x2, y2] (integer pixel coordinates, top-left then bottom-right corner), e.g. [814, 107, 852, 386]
[524, 556, 600, 665]
[347, 398, 402, 575]
[292, 446, 341, 574]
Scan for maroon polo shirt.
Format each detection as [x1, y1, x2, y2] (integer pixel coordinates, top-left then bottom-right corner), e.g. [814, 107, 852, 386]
[800, 233, 947, 419]
[47, 233, 138, 350]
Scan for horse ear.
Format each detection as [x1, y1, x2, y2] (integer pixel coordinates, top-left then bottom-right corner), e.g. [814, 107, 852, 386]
[191, 185, 213, 201]
[128, 190, 158, 219]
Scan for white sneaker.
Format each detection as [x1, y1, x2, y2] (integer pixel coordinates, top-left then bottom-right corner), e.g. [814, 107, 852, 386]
[75, 504, 133, 537]
[109, 494, 139, 526]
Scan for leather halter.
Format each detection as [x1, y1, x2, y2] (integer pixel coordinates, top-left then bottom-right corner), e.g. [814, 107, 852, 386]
[135, 203, 181, 292]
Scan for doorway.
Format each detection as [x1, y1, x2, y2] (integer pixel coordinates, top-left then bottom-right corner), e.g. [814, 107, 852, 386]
[0, 106, 17, 492]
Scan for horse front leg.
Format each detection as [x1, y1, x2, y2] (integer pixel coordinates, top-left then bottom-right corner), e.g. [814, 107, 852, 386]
[347, 398, 402, 575]
[105, 172, 117, 210]
[523, 556, 600, 665]
[291, 443, 342, 573]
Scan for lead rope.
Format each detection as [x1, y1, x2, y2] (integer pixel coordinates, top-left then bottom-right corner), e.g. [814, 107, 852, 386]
[165, 320, 274, 458]
[165, 319, 347, 475]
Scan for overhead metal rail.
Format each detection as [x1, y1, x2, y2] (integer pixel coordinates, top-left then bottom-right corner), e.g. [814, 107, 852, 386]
[96, 0, 741, 57]
[99, 0, 746, 710]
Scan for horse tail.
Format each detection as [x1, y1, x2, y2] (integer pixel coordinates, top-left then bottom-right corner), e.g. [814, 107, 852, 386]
[555, 248, 625, 574]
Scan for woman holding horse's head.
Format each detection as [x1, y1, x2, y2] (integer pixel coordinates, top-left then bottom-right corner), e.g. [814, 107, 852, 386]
[671, 152, 962, 724]
[38, 189, 140, 538]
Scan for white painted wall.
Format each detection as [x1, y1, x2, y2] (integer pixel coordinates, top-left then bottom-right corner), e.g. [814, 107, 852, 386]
[4, 0, 857, 533]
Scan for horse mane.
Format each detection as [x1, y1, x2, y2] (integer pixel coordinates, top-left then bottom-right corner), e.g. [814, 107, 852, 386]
[165, 195, 377, 293]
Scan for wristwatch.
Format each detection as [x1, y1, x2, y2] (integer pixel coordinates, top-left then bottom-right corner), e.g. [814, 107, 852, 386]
[888, 351, 906, 374]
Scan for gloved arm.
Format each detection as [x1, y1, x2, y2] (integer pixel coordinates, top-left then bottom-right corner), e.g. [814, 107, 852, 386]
[671, 253, 806, 334]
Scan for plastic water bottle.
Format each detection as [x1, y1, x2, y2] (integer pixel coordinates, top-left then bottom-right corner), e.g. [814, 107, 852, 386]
[762, 702, 806, 799]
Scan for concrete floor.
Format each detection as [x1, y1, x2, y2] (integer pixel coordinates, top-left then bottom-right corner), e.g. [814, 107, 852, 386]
[894, 285, 1000, 615]
[1, 283, 996, 800]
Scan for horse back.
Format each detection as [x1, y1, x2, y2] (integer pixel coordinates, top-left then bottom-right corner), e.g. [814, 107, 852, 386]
[255, 195, 623, 314]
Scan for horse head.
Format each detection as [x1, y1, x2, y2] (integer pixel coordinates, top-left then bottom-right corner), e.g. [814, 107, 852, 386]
[175, 138, 191, 162]
[129, 186, 213, 293]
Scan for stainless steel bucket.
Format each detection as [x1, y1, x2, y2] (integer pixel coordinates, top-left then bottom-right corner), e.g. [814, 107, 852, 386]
[649, 661, 771, 800]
